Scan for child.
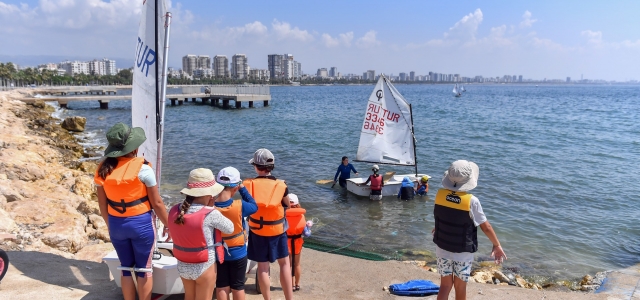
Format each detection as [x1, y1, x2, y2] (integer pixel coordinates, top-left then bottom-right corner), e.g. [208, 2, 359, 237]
[397, 176, 415, 200]
[213, 167, 258, 300]
[333, 156, 359, 188]
[359, 165, 383, 200]
[416, 175, 429, 196]
[432, 160, 507, 300]
[285, 194, 311, 292]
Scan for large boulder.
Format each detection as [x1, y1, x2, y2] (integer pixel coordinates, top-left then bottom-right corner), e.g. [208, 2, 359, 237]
[75, 242, 114, 262]
[61, 116, 86, 132]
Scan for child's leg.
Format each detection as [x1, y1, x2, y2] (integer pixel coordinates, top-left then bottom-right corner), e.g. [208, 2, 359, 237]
[437, 275, 454, 300]
[451, 260, 472, 300]
[453, 276, 467, 300]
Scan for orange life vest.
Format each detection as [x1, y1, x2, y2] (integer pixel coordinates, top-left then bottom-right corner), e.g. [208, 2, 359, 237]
[94, 157, 152, 217]
[286, 207, 306, 255]
[369, 175, 383, 191]
[244, 178, 287, 237]
[167, 204, 225, 264]
[217, 200, 246, 248]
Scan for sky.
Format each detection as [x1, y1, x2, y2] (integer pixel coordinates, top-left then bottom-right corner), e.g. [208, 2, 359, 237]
[0, 0, 639, 81]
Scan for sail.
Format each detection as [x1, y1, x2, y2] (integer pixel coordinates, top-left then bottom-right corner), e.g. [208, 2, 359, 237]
[131, 0, 167, 175]
[356, 75, 415, 166]
[452, 85, 458, 95]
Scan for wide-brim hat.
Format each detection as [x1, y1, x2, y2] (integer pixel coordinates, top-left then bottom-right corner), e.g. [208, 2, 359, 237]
[180, 168, 224, 197]
[104, 123, 146, 158]
[441, 160, 479, 192]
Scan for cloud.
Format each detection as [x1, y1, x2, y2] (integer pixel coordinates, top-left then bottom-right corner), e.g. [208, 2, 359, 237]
[356, 30, 380, 48]
[581, 30, 603, 45]
[444, 8, 483, 41]
[272, 19, 314, 42]
[519, 11, 537, 28]
[322, 31, 354, 48]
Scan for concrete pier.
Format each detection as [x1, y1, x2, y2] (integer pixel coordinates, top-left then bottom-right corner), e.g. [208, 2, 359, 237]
[99, 100, 109, 109]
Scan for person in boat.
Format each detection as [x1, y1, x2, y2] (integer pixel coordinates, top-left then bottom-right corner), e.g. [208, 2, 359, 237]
[285, 194, 312, 292]
[415, 175, 429, 196]
[94, 123, 170, 300]
[358, 165, 384, 200]
[433, 160, 507, 300]
[213, 167, 258, 300]
[167, 168, 234, 300]
[244, 148, 295, 300]
[397, 176, 415, 200]
[333, 156, 359, 188]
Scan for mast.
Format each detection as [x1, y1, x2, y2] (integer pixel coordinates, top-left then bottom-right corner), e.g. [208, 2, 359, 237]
[409, 104, 418, 177]
[155, 10, 171, 187]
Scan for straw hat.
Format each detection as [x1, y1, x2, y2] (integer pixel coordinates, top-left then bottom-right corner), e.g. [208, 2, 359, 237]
[104, 123, 146, 157]
[441, 160, 479, 192]
[180, 168, 224, 197]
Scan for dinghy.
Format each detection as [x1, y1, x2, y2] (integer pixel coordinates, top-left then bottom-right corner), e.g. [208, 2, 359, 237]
[452, 84, 462, 97]
[346, 75, 429, 197]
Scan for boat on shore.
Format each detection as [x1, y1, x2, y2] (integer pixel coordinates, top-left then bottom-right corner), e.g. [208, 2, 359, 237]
[346, 75, 429, 197]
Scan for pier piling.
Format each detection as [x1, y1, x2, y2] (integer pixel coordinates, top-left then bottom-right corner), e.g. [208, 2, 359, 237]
[99, 100, 109, 109]
[264, 100, 269, 107]
[249, 101, 254, 108]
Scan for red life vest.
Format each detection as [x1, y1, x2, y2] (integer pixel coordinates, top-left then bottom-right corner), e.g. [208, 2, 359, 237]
[369, 175, 383, 191]
[167, 204, 225, 264]
[285, 208, 306, 255]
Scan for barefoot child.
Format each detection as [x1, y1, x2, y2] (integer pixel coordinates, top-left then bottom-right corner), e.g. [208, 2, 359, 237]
[285, 194, 312, 292]
[433, 160, 507, 300]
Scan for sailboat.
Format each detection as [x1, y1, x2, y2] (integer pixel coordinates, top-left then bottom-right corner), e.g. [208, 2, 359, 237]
[452, 84, 461, 97]
[346, 75, 430, 197]
[460, 85, 466, 92]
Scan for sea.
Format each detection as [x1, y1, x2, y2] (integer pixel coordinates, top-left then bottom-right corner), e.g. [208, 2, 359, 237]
[59, 84, 640, 283]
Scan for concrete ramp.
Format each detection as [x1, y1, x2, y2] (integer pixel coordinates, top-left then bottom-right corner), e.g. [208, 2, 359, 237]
[597, 264, 640, 299]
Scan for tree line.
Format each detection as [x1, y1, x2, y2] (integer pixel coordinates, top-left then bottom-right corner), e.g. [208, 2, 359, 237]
[0, 62, 134, 87]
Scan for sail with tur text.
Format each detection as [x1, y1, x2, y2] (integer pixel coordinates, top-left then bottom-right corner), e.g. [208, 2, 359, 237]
[355, 75, 416, 166]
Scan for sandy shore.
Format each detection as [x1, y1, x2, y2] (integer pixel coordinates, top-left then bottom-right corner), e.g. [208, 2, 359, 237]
[0, 90, 620, 299]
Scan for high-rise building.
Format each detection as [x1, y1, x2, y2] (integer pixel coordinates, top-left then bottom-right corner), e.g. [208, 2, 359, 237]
[59, 61, 89, 76]
[197, 55, 211, 70]
[364, 70, 375, 81]
[213, 55, 229, 77]
[103, 58, 117, 75]
[182, 54, 197, 75]
[409, 71, 415, 81]
[88, 59, 106, 75]
[249, 69, 269, 80]
[399, 73, 407, 81]
[193, 68, 214, 78]
[268, 54, 284, 79]
[329, 67, 338, 77]
[317, 68, 328, 78]
[566, 77, 571, 83]
[283, 54, 295, 79]
[512, 75, 517, 82]
[294, 62, 302, 78]
[519, 75, 523, 82]
[231, 54, 248, 79]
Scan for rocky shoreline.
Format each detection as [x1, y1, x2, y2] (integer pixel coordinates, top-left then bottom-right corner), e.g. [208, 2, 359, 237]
[0, 89, 607, 295]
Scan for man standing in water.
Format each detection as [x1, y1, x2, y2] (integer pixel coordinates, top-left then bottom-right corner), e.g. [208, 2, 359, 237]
[433, 160, 507, 300]
[244, 149, 294, 300]
[333, 156, 359, 188]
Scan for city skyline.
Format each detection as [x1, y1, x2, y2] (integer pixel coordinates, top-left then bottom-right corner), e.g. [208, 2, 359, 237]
[0, 1, 639, 81]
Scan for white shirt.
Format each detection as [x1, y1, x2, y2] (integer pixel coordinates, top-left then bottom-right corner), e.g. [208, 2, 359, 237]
[435, 195, 487, 262]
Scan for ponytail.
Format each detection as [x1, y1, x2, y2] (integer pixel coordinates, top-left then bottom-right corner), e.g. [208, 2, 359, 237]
[98, 157, 119, 180]
[174, 195, 195, 225]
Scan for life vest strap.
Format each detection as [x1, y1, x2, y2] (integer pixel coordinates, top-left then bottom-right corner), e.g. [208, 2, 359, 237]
[222, 231, 245, 241]
[248, 216, 285, 230]
[287, 234, 302, 239]
[107, 196, 149, 214]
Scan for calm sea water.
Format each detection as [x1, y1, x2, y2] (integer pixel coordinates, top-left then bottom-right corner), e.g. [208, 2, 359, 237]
[60, 84, 640, 281]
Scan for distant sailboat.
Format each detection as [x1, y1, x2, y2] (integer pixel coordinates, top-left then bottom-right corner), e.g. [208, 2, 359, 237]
[452, 84, 462, 97]
[460, 85, 466, 92]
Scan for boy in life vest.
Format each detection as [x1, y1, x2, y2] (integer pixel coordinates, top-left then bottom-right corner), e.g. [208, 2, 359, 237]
[285, 194, 311, 292]
[432, 160, 507, 300]
[359, 165, 384, 200]
[415, 175, 429, 196]
[244, 148, 294, 300]
[213, 167, 258, 300]
[397, 176, 415, 200]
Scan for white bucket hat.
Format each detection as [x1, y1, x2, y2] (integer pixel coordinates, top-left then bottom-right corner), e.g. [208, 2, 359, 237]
[180, 168, 224, 197]
[441, 160, 479, 192]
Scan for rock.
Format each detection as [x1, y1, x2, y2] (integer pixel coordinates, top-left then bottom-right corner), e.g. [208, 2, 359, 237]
[471, 271, 493, 284]
[74, 242, 114, 262]
[0, 207, 18, 232]
[76, 161, 98, 174]
[382, 286, 388, 291]
[429, 267, 437, 273]
[89, 214, 110, 242]
[498, 282, 509, 286]
[581, 285, 599, 292]
[515, 275, 528, 288]
[493, 270, 511, 284]
[31, 100, 46, 109]
[72, 175, 95, 201]
[493, 278, 500, 284]
[77, 200, 100, 216]
[61, 116, 86, 132]
[580, 274, 593, 286]
[0, 184, 24, 202]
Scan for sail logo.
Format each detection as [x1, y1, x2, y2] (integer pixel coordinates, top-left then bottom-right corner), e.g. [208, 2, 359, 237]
[363, 103, 401, 135]
[376, 90, 383, 101]
[135, 37, 157, 78]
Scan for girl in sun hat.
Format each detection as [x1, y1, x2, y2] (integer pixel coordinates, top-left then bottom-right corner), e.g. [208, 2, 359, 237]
[94, 122, 170, 300]
[432, 160, 507, 300]
[167, 168, 234, 300]
[212, 166, 258, 300]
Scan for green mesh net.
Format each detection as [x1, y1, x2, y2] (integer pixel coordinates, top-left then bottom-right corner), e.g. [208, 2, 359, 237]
[302, 239, 389, 261]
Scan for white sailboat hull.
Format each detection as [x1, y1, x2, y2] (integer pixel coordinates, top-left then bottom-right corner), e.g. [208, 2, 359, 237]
[346, 174, 429, 197]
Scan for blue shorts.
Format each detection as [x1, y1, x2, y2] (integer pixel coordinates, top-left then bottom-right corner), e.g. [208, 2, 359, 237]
[109, 211, 156, 278]
[247, 231, 289, 263]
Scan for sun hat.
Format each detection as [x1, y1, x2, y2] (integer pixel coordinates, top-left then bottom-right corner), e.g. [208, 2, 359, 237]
[289, 193, 299, 206]
[441, 160, 479, 192]
[421, 175, 430, 182]
[104, 123, 146, 157]
[180, 168, 224, 197]
[372, 165, 379, 171]
[217, 167, 241, 187]
[249, 148, 275, 166]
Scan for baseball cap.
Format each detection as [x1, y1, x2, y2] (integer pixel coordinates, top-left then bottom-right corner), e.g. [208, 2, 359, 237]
[217, 167, 241, 187]
[289, 193, 299, 206]
[249, 148, 275, 166]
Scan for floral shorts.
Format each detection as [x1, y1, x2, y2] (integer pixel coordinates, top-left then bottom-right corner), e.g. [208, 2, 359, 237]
[437, 257, 472, 282]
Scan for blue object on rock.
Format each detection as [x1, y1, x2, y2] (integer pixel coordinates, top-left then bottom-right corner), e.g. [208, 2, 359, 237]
[389, 279, 440, 296]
